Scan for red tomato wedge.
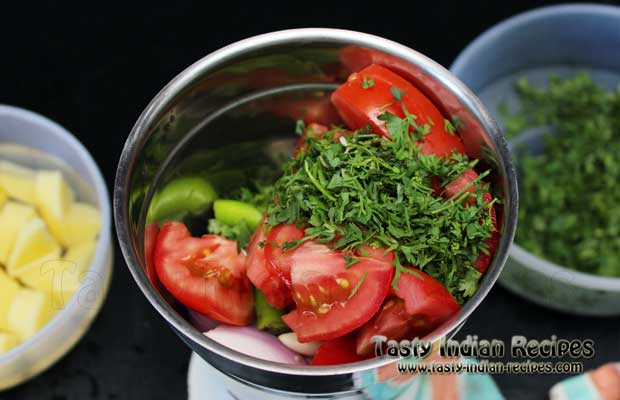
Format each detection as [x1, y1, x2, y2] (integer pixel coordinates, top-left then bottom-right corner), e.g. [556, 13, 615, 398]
[443, 168, 499, 273]
[357, 268, 460, 355]
[356, 299, 411, 355]
[154, 221, 254, 325]
[472, 198, 499, 273]
[246, 222, 293, 309]
[311, 335, 369, 366]
[331, 64, 465, 158]
[443, 168, 481, 205]
[394, 268, 460, 325]
[264, 223, 305, 286]
[282, 242, 393, 343]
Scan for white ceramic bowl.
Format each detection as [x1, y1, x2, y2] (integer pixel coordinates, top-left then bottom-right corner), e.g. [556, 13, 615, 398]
[0, 105, 113, 389]
[451, 4, 620, 316]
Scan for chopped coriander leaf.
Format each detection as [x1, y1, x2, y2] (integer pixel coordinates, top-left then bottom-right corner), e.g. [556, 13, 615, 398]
[378, 111, 410, 139]
[237, 185, 275, 212]
[390, 86, 407, 102]
[266, 116, 495, 302]
[361, 76, 375, 89]
[451, 115, 464, 130]
[348, 271, 368, 299]
[208, 218, 253, 250]
[379, 101, 397, 110]
[459, 268, 482, 297]
[344, 255, 361, 268]
[444, 119, 457, 135]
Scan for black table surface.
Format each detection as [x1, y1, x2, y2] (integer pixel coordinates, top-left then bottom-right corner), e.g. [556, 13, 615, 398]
[1, 1, 619, 399]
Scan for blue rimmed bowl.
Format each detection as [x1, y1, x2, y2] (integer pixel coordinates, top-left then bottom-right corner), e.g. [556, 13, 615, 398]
[451, 4, 620, 316]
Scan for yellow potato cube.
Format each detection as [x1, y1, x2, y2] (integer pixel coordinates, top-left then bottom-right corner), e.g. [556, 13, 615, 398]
[0, 187, 7, 208]
[46, 202, 101, 247]
[19, 259, 82, 309]
[0, 201, 36, 265]
[7, 288, 54, 341]
[0, 269, 20, 331]
[64, 240, 97, 275]
[0, 332, 19, 354]
[0, 161, 36, 204]
[15, 247, 63, 288]
[35, 170, 75, 222]
[7, 217, 61, 277]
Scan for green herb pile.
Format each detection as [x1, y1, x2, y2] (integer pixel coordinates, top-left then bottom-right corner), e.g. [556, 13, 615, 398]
[261, 111, 496, 302]
[502, 73, 620, 277]
[210, 94, 498, 301]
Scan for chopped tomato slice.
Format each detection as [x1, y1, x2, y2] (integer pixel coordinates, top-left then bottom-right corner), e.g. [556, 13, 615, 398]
[472, 194, 499, 273]
[339, 46, 463, 134]
[443, 168, 480, 204]
[331, 64, 465, 158]
[154, 221, 254, 325]
[246, 222, 293, 309]
[394, 268, 460, 326]
[443, 168, 499, 273]
[356, 299, 411, 355]
[311, 335, 370, 366]
[282, 242, 393, 343]
[356, 268, 460, 355]
[264, 223, 305, 286]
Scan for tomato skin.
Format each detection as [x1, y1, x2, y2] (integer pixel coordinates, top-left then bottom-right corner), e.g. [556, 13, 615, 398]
[154, 222, 254, 326]
[357, 268, 460, 355]
[246, 222, 293, 309]
[282, 242, 393, 343]
[331, 64, 465, 158]
[356, 299, 411, 356]
[443, 168, 499, 273]
[264, 223, 305, 287]
[443, 168, 480, 205]
[311, 335, 369, 366]
[394, 268, 460, 329]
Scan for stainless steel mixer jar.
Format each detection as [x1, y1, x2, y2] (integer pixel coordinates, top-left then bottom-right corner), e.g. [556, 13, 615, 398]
[114, 28, 518, 399]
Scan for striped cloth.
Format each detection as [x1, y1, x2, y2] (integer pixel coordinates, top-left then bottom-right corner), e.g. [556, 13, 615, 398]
[550, 363, 620, 400]
[361, 358, 504, 400]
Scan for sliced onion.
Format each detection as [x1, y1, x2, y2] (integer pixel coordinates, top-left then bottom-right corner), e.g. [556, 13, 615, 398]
[278, 332, 321, 356]
[205, 325, 306, 365]
[187, 309, 220, 332]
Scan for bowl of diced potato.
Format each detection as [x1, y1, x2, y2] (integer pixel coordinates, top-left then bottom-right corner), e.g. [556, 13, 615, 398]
[0, 105, 112, 390]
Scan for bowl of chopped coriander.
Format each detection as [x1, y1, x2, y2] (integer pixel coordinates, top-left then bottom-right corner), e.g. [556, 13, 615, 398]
[451, 3, 620, 316]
